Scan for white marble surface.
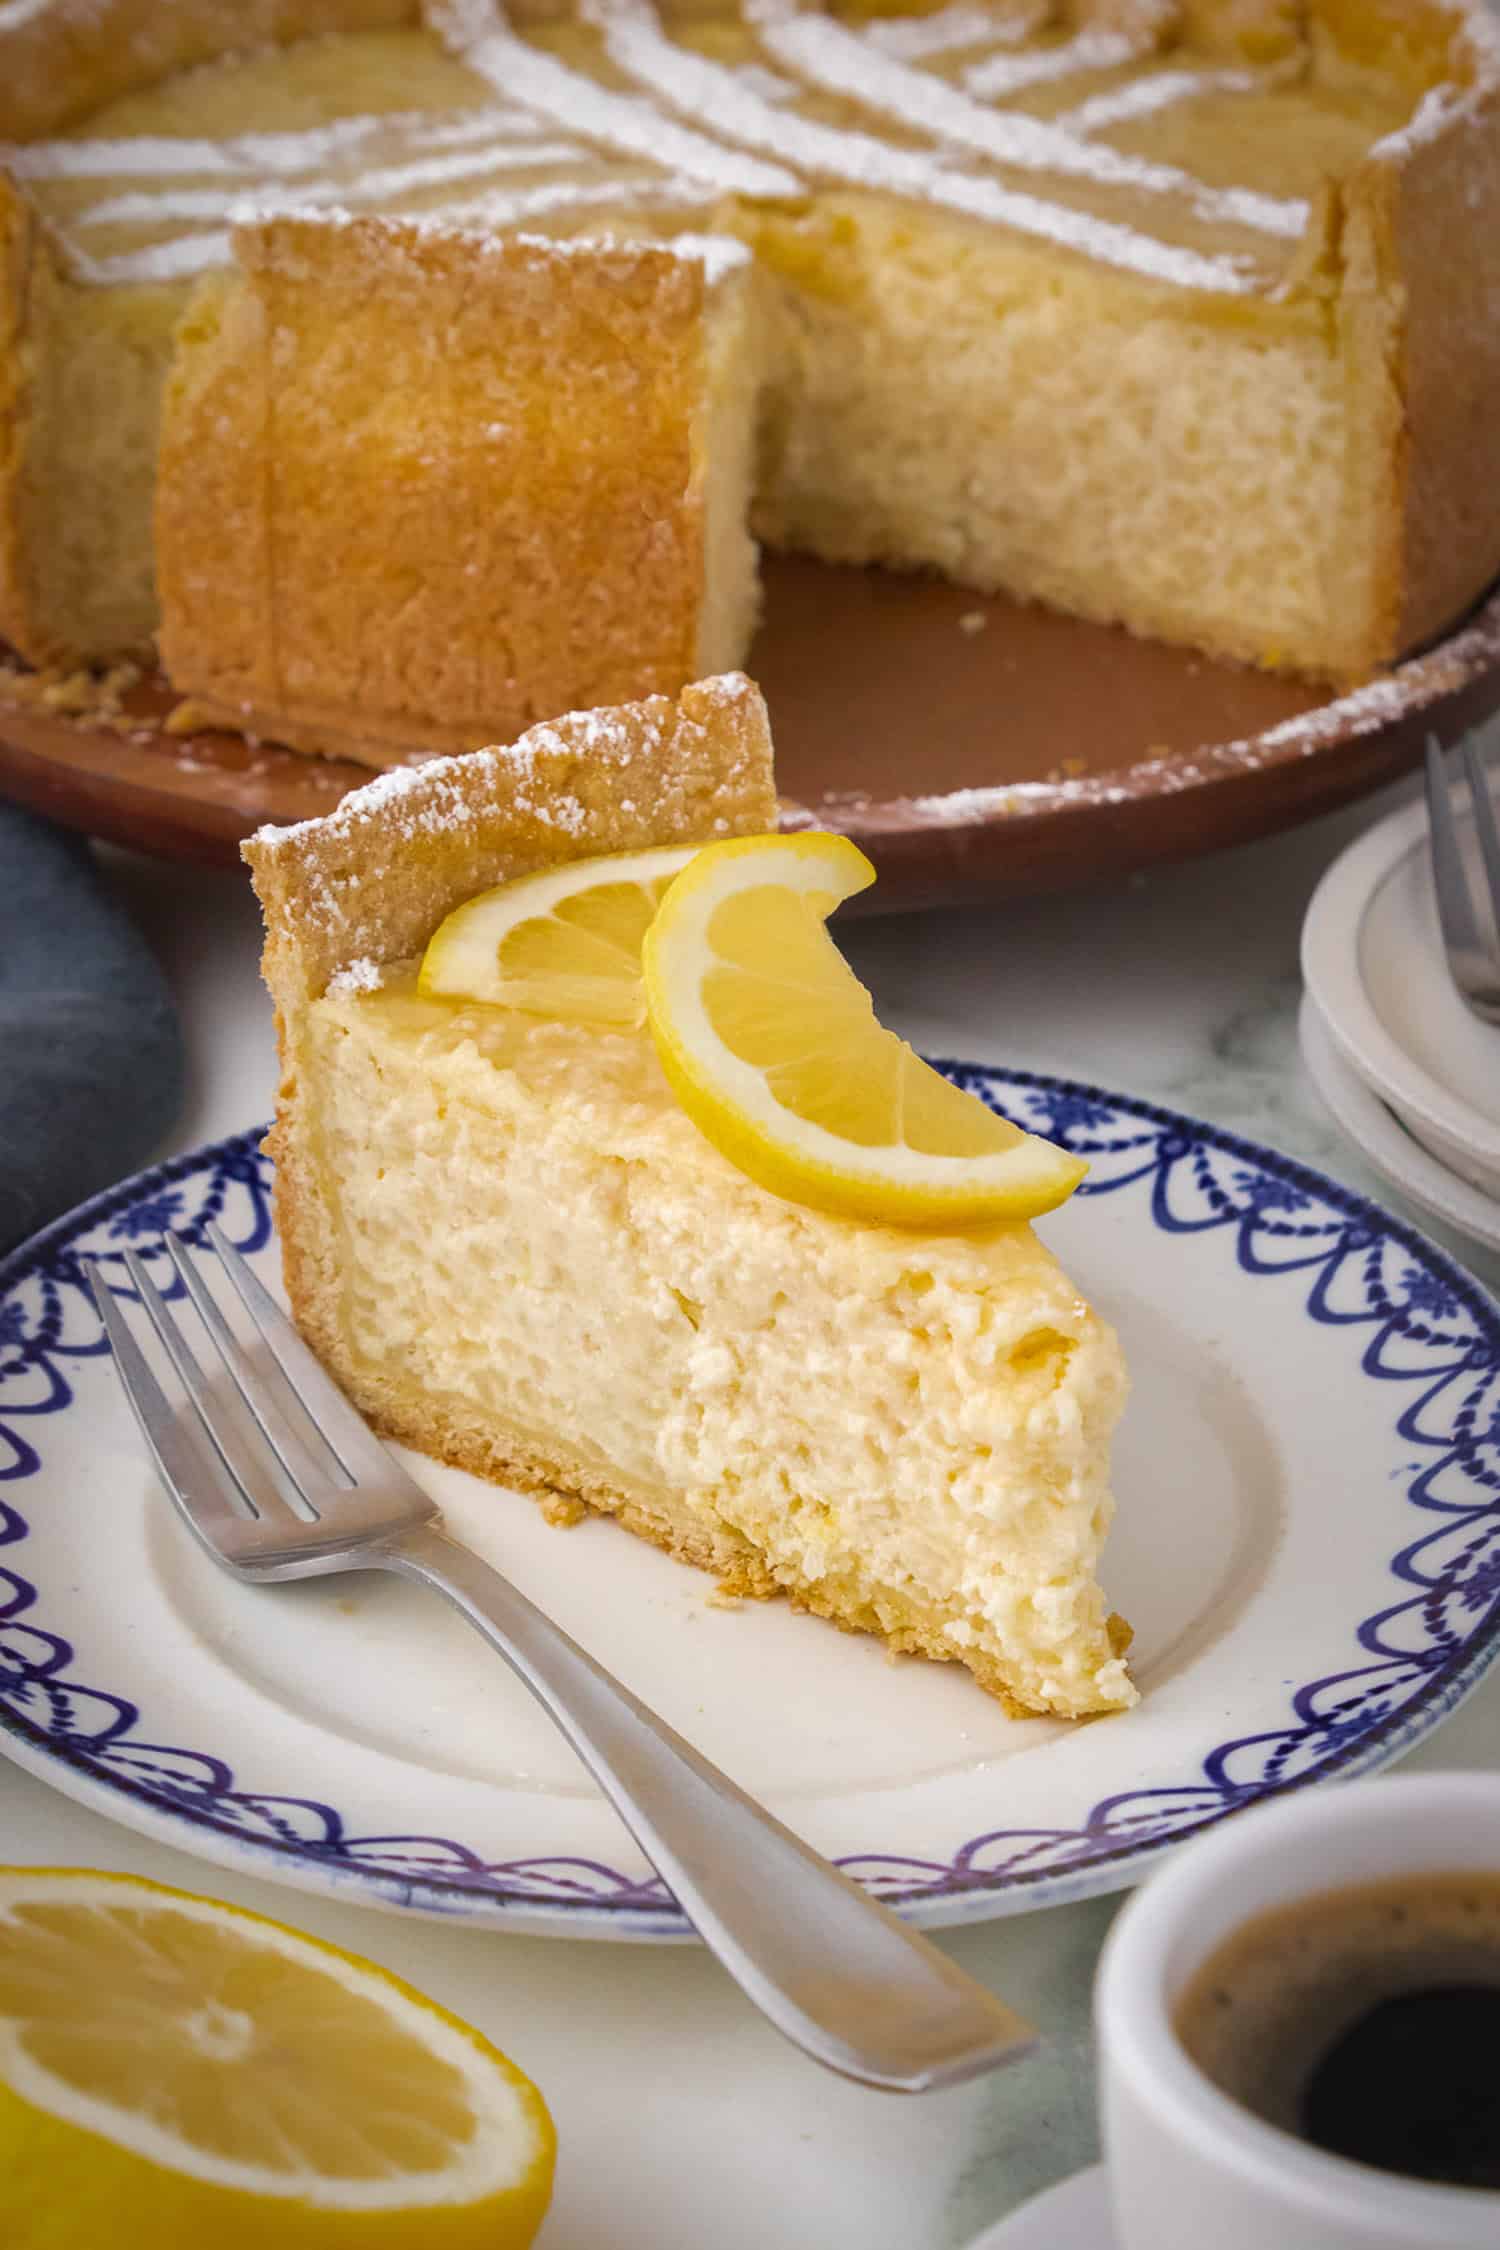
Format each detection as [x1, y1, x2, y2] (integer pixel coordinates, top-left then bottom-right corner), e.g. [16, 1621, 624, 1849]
[5, 761, 1500, 2250]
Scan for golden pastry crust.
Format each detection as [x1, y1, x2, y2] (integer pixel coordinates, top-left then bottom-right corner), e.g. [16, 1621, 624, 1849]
[243, 669, 777, 995]
[157, 215, 735, 766]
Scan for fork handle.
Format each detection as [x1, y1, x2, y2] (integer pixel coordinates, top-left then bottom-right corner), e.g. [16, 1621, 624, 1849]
[374, 1520, 1034, 2092]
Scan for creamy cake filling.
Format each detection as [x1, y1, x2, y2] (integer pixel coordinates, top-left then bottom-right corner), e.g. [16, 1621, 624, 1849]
[303, 967, 1132, 1720]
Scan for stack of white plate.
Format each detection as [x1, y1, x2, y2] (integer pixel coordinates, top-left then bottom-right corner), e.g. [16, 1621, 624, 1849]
[1300, 783, 1500, 1258]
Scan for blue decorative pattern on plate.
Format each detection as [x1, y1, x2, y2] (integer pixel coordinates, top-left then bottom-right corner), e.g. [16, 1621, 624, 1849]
[2, 1068, 1498, 1940]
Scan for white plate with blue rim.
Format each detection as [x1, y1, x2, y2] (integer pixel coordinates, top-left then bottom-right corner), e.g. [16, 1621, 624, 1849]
[3, 1064, 1499, 1939]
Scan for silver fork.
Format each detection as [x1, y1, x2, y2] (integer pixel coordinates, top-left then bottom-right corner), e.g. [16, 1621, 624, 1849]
[86, 1222, 1035, 2094]
[1425, 737, 1500, 1026]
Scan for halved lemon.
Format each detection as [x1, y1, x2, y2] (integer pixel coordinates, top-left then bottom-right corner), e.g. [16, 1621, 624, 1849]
[0, 1866, 555, 2249]
[641, 832, 1088, 1227]
[418, 844, 701, 1025]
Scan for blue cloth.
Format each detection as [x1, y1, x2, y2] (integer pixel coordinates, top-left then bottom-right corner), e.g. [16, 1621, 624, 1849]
[0, 804, 185, 1253]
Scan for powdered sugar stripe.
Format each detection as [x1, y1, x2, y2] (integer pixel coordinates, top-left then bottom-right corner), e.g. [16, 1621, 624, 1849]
[70, 172, 709, 286]
[862, 2, 1044, 63]
[731, 60, 798, 105]
[430, 0, 800, 199]
[1, 105, 550, 182]
[70, 230, 233, 283]
[737, 0, 1306, 240]
[252, 674, 760, 852]
[664, 229, 755, 284]
[576, 0, 1262, 293]
[1060, 67, 1257, 136]
[77, 138, 589, 230]
[963, 28, 1142, 99]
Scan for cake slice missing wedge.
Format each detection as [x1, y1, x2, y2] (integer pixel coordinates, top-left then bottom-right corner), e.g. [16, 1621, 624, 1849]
[243, 673, 1133, 1718]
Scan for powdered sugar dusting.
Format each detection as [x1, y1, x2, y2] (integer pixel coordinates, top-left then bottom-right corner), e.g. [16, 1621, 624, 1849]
[1370, 1, 1500, 161]
[1254, 672, 1417, 751]
[328, 955, 385, 993]
[1457, 0, 1500, 73]
[232, 201, 738, 279]
[963, 29, 1142, 101]
[77, 137, 588, 229]
[1, 104, 550, 182]
[21, 0, 1382, 301]
[864, 2, 1043, 63]
[665, 230, 754, 283]
[429, 0, 800, 199]
[1374, 83, 1467, 164]
[1059, 67, 1258, 137]
[577, 0, 1265, 293]
[15, 0, 1484, 310]
[253, 675, 756, 853]
[738, 0, 1305, 240]
[76, 172, 711, 286]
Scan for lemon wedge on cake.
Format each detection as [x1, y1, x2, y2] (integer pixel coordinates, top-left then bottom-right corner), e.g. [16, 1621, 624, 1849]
[0, 1866, 554, 2250]
[641, 833, 1086, 1227]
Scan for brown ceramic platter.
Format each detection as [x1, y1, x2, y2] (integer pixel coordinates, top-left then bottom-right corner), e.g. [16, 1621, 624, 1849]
[2, 554, 1498, 912]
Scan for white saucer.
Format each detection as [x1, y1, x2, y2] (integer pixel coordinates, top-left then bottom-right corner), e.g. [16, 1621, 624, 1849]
[1301, 784, 1500, 1196]
[965, 2166, 1114, 2248]
[1299, 995, 1500, 1257]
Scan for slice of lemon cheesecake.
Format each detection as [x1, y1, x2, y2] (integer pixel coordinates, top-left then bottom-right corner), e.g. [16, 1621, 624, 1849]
[243, 672, 1132, 1718]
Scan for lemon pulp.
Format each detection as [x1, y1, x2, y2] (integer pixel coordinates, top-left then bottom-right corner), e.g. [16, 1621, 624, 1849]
[0, 1867, 554, 2248]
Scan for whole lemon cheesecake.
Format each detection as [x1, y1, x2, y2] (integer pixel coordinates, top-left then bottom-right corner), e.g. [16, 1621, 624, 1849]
[2, 0, 1499, 760]
[243, 671, 1134, 1718]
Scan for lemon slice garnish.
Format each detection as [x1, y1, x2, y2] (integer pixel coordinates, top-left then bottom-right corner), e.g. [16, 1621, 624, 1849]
[641, 832, 1088, 1227]
[418, 844, 701, 1025]
[0, 1866, 554, 2246]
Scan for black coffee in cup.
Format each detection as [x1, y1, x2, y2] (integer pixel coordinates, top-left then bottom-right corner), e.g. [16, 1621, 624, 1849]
[1174, 1874, 1500, 2190]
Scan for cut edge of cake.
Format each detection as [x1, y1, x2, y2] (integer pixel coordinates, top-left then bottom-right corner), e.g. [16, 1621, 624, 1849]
[156, 213, 764, 767]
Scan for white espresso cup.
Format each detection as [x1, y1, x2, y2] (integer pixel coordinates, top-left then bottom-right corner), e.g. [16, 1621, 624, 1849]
[1096, 1774, 1500, 2250]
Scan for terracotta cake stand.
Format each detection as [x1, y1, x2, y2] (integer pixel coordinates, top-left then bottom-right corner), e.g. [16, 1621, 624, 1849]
[1, 555, 1496, 911]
